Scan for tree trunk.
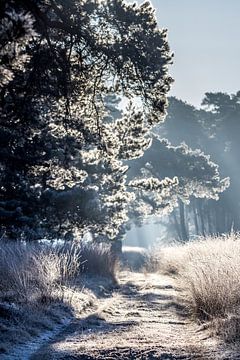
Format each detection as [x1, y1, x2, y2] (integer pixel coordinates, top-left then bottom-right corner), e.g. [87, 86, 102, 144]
[172, 211, 182, 241]
[179, 199, 189, 241]
[192, 200, 199, 235]
[198, 200, 205, 236]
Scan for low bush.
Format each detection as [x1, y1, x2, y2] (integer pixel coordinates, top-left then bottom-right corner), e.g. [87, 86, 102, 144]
[121, 246, 148, 271]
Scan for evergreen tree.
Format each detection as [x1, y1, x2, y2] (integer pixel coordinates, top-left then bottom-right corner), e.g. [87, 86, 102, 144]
[155, 97, 206, 150]
[0, 0, 174, 240]
[200, 91, 240, 233]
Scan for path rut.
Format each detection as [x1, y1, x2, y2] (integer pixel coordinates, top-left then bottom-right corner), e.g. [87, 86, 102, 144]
[31, 272, 235, 360]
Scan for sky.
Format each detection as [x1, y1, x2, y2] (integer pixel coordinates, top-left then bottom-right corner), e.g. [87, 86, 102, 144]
[135, 0, 240, 107]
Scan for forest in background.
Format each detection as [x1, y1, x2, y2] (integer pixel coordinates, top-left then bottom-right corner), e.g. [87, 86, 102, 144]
[160, 93, 240, 241]
[142, 93, 240, 242]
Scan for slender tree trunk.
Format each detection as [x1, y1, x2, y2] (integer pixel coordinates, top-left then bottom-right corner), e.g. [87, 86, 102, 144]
[197, 200, 205, 237]
[179, 199, 189, 241]
[206, 205, 213, 235]
[192, 200, 199, 235]
[171, 211, 182, 241]
[110, 239, 122, 258]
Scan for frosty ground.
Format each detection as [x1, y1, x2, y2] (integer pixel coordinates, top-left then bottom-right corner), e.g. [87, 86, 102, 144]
[29, 271, 236, 360]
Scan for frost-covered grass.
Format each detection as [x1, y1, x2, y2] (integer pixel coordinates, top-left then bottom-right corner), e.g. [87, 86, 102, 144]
[79, 242, 119, 280]
[120, 246, 161, 272]
[0, 242, 80, 303]
[159, 233, 240, 343]
[0, 241, 117, 355]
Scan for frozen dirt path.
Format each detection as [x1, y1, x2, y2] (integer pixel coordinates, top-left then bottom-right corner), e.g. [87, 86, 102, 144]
[31, 272, 235, 360]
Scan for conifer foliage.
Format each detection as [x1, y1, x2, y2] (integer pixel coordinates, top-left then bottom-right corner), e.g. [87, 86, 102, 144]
[0, 0, 174, 240]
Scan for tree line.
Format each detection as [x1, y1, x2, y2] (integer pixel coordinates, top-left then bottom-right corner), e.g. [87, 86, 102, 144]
[152, 94, 240, 240]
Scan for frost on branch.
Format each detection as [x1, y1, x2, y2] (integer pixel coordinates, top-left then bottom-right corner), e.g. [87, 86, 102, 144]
[115, 103, 152, 160]
[0, 0, 174, 240]
[129, 176, 178, 192]
[0, 6, 36, 87]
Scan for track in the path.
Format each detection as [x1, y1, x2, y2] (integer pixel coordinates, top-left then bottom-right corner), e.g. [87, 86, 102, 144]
[31, 272, 233, 360]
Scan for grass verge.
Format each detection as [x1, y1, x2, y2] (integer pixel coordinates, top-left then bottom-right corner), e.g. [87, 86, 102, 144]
[158, 234, 240, 343]
[0, 240, 117, 355]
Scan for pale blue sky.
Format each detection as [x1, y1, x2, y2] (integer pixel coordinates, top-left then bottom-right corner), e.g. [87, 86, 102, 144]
[135, 0, 240, 107]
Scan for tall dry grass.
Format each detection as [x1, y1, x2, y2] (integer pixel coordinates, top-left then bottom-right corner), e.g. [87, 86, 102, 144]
[159, 234, 240, 342]
[0, 241, 117, 303]
[0, 242, 81, 304]
[77, 242, 118, 280]
[0, 240, 118, 354]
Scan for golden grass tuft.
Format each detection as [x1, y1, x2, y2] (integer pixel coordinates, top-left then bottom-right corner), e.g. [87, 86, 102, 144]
[158, 233, 240, 342]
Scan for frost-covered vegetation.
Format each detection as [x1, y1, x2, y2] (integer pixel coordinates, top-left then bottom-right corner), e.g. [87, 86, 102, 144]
[0, 241, 117, 354]
[154, 94, 240, 241]
[0, 0, 176, 242]
[158, 234, 240, 343]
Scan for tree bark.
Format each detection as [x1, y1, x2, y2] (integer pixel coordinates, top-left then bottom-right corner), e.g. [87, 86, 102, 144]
[178, 199, 189, 241]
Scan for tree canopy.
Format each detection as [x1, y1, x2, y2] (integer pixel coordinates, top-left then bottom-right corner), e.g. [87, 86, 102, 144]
[0, 1, 231, 244]
[0, 0, 175, 240]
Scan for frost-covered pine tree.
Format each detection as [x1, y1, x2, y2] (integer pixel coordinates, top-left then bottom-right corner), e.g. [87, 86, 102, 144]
[0, 0, 175, 240]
